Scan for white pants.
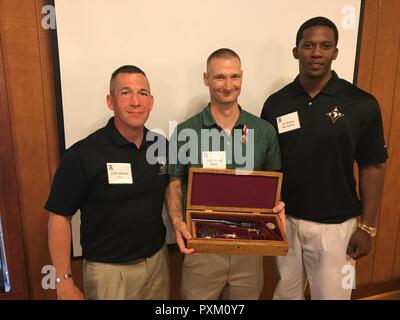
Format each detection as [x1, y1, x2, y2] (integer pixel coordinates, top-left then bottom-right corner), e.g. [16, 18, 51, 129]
[273, 216, 357, 300]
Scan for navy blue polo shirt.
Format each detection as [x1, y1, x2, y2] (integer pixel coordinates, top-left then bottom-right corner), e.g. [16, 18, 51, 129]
[261, 71, 388, 223]
[45, 118, 168, 263]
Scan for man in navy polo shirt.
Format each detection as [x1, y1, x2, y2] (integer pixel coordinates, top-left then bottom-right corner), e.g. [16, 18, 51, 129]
[46, 65, 170, 300]
[261, 17, 387, 300]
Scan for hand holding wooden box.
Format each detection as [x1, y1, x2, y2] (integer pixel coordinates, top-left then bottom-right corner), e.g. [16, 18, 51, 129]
[186, 168, 289, 256]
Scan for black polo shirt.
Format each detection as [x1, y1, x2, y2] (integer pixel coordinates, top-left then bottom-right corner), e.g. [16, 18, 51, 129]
[45, 118, 168, 263]
[261, 71, 388, 223]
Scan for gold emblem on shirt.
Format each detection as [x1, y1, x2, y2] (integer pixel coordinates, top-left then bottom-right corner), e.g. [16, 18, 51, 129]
[326, 106, 344, 124]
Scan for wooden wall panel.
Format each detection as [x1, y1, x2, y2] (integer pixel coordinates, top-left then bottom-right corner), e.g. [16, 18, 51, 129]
[370, 0, 400, 282]
[354, 0, 400, 292]
[355, 0, 381, 287]
[356, 0, 380, 92]
[0, 26, 29, 301]
[0, 0, 59, 299]
[260, 257, 275, 299]
[367, 0, 400, 141]
[388, 38, 400, 279]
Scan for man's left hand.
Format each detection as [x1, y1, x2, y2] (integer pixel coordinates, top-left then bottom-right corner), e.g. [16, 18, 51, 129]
[346, 228, 372, 260]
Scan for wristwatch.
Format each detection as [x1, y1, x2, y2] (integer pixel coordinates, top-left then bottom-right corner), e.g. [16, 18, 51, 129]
[56, 273, 72, 284]
[358, 223, 377, 238]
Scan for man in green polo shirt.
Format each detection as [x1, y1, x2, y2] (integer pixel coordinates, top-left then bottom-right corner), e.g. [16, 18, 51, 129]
[167, 48, 285, 300]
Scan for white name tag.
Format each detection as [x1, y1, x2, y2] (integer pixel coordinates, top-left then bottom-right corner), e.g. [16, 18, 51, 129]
[276, 111, 301, 134]
[106, 163, 133, 184]
[202, 151, 226, 169]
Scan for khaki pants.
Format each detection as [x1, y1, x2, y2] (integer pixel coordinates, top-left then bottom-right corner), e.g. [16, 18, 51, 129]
[83, 245, 170, 300]
[181, 254, 263, 300]
[273, 216, 357, 300]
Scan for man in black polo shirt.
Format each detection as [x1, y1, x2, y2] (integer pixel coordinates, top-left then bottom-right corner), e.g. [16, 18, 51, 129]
[45, 65, 170, 300]
[261, 17, 387, 299]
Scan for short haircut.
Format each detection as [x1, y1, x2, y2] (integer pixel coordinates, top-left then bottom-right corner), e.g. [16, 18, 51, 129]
[109, 65, 150, 95]
[296, 16, 339, 47]
[206, 48, 241, 69]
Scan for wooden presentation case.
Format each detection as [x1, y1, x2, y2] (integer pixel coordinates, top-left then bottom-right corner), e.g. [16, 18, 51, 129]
[186, 168, 289, 256]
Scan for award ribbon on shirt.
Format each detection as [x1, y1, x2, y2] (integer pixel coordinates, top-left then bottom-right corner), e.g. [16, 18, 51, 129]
[241, 124, 249, 144]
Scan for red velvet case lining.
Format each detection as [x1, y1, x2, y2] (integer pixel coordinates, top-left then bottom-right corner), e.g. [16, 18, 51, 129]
[190, 213, 283, 241]
[190, 172, 278, 209]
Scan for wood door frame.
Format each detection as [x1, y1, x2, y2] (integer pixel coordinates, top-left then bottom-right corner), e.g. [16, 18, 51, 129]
[0, 32, 29, 300]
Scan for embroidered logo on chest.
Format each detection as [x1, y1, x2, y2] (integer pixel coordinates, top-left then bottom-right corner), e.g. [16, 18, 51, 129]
[326, 106, 344, 124]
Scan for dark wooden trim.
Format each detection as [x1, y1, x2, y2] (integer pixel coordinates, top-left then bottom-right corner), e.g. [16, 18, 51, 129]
[49, 0, 66, 157]
[353, 0, 365, 85]
[0, 30, 29, 300]
[352, 278, 400, 300]
[0, 291, 28, 300]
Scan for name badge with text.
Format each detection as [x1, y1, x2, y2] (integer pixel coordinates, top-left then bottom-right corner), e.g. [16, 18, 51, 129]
[276, 111, 301, 134]
[202, 151, 226, 169]
[106, 163, 133, 184]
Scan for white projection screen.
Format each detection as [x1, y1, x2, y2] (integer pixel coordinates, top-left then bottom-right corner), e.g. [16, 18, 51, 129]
[52, 0, 363, 257]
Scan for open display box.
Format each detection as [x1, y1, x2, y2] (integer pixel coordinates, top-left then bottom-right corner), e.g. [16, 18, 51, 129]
[186, 168, 288, 256]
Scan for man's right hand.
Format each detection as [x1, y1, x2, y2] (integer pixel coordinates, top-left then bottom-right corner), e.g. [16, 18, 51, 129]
[174, 220, 195, 255]
[56, 280, 85, 300]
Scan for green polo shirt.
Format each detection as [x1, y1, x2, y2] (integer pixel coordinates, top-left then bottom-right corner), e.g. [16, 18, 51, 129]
[169, 105, 281, 180]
